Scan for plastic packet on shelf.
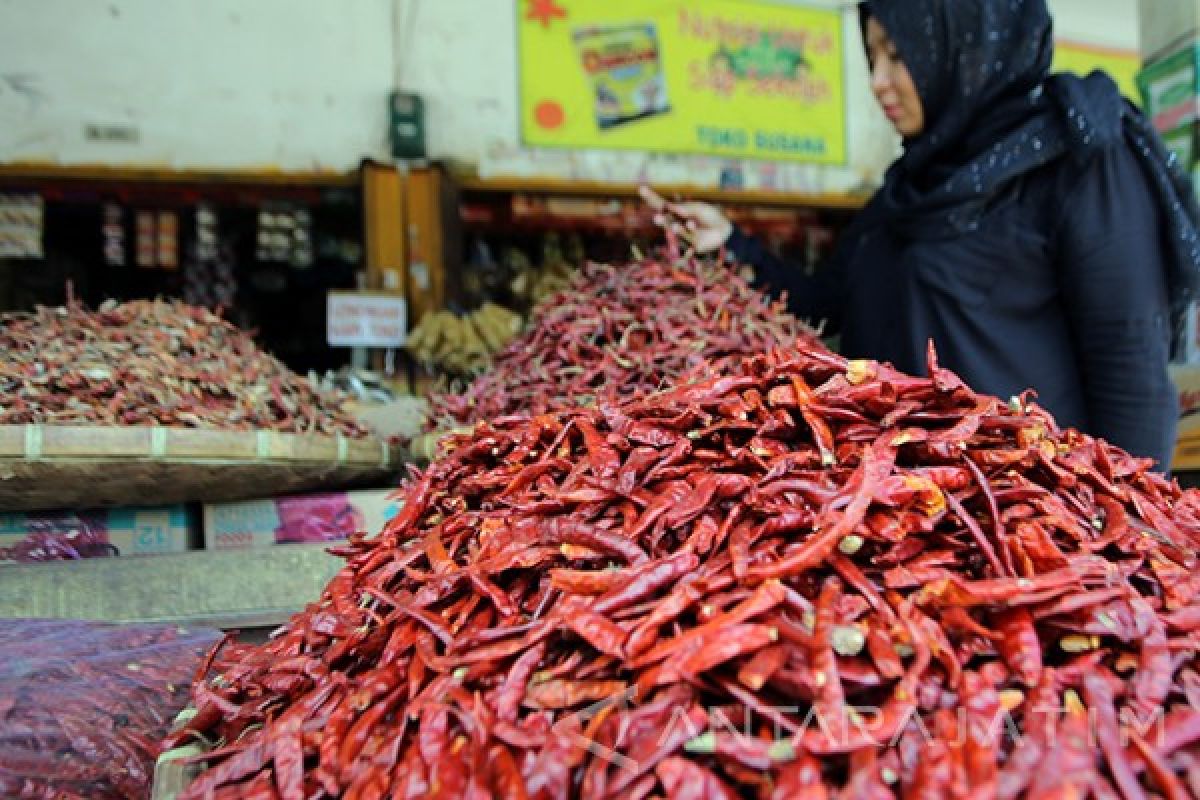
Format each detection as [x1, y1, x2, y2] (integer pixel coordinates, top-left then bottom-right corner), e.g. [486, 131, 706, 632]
[0, 619, 223, 800]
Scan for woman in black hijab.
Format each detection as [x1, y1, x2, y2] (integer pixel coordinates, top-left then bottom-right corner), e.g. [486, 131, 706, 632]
[645, 0, 1200, 469]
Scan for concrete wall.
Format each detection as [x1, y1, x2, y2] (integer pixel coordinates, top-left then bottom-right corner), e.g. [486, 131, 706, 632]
[1053, 0, 1139, 48]
[0, 0, 395, 170]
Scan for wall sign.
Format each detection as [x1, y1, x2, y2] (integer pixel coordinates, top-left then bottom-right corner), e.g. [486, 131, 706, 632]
[518, 0, 846, 165]
[327, 292, 407, 348]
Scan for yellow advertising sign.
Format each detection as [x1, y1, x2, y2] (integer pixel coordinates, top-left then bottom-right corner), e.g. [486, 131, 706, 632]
[1053, 40, 1141, 105]
[517, 0, 846, 164]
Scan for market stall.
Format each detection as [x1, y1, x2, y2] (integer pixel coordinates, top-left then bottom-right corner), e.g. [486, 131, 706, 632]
[7, 0, 1200, 797]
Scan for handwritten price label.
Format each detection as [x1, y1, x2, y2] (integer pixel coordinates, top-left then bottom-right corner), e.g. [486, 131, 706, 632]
[327, 292, 407, 348]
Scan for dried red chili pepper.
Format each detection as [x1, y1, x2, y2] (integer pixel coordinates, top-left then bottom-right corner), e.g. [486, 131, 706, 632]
[424, 257, 819, 432]
[171, 265, 1200, 798]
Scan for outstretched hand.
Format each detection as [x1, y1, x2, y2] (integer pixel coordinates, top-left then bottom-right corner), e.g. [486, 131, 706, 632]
[640, 186, 734, 255]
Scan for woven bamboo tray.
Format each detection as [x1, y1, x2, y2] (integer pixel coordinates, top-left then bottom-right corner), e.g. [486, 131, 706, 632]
[408, 425, 473, 463]
[152, 710, 205, 800]
[0, 424, 405, 511]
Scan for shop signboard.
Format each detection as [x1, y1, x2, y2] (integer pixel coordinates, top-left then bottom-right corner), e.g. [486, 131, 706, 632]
[517, 0, 846, 165]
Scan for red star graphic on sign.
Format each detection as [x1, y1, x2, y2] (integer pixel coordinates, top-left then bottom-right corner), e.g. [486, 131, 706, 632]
[526, 0, 567, 28]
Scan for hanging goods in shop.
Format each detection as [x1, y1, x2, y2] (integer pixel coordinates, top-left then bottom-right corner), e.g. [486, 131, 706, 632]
[256, 206, 313, 268]
[157, 211, 179, 270]
[135, 211, 156, 269]
[183, 206, 236, 311]
[0, 193, 44, 259]
[102, 203, 126, 267]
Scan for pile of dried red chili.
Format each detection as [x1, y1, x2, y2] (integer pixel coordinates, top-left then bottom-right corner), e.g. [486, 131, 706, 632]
[171, 339, 1200, 798]
[426, 252, 818, 431]
[0, 620, 222, 800]
[0, 298, 367, 436]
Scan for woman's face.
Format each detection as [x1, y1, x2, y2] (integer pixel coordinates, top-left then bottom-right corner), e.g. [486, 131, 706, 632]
[865, 16, 925, 138]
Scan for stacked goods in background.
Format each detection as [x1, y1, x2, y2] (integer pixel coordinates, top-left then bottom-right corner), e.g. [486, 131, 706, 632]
[0, 297, 367, 436]
[424, 247, 819, 434]
[0, 505, 191, 564]
[0, 620, 222, 800]
[170, 341, 1200, 797]
[203, 489, 400, 550]
[404, 303, 523, 377]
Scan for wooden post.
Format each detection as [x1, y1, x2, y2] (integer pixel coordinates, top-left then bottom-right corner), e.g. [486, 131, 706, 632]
[361, 160, 408, 293]
[403, 165, 460, 326]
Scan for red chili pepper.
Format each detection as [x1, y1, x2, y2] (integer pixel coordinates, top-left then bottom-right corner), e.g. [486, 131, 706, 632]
[655, 756, 739, 800]
[684, 730, 795, 771]
[745, 441, 896, 582]
[174, 302, 1200, 797]
[993, 608, 1042, 687]
[560, 603, 629, 658]
[672, 623, 779, 679]
[541, 518, 649, 565]
[736, 643, 788, 691]
[996, 669, 1059, 800]
[633, 580, 786, 669]
[494, 642, 546, 723]
[1083, 670, 1148, 800]
[523, 679, 628, 711]
[590, 550, 700, 615]
[1128, 606, 1172, 723]
[957, 671, 1001, 793]
[1130, 733, 1190, 800]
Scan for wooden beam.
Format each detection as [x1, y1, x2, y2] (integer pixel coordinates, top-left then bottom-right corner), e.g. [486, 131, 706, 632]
[0, 162, 358, 187]
[457, 175, 868, 210]
[361, 162, 408, 292]
[0, 545, 344, 627]
[404, 166, 460, 325]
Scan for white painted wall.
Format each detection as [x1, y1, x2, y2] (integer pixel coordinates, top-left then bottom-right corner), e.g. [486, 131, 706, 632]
[1052, 0, 1140, 49]
[0, 0, 394, 170]
[0, 0, 1141, 183]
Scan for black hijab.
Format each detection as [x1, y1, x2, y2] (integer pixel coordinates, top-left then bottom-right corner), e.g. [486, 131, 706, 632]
[859, 0, 1200, 323]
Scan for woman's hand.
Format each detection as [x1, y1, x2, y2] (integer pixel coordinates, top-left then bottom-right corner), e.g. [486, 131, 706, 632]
[639, 186, 733, 254]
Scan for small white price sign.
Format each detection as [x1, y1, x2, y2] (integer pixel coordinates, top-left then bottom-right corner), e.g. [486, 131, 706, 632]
[327, 291, 407, 348]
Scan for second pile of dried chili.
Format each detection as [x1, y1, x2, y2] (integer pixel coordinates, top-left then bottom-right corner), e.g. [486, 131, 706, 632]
[0, 297, 367, 436]
[425, 247, 819, 432]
